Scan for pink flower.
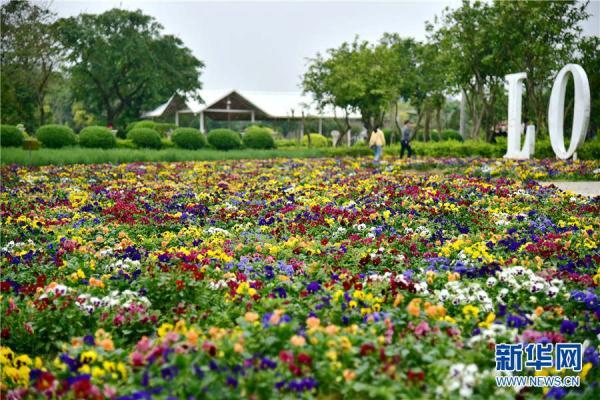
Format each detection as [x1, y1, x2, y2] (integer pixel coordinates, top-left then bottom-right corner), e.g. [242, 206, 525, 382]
[103, 385, 117, 399]
[414, 321, 431, 337]
[136, 336, 151, 352]
[130, 351, 144, 366]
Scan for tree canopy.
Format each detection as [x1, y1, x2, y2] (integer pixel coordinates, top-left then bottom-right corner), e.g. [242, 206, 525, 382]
[58, 8, 204, 127]
[1, 0, 62, 131]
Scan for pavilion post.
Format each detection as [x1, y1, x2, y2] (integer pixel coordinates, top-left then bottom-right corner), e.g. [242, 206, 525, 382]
[199, 112, 205, 133]
[251, 110, 255, 123]
[318, 118, 322, 134]
[175, 111, 180, 127]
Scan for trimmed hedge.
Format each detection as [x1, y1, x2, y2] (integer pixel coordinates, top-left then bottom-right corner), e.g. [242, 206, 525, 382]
[127, 128, 162, 149]
[126, 121, 176, 137]
[172, 128, 206, 150]
[79, 126, 116, 149]
[1, 125, 24, 147]
[35, 124, 76, 148]
[207, 129, 242, 150]
[243, 126, 275, 149]
[412, 140, 503, 158]
[116, 139, 136, 149]
[301, 133, 329, 147]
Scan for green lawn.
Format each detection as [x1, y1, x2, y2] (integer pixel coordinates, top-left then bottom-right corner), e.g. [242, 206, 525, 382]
[0, 146, 373, 166]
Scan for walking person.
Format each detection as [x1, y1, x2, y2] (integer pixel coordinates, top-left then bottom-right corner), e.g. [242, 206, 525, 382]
[369, 126, 386, 163]
[400, 120, 413, 158]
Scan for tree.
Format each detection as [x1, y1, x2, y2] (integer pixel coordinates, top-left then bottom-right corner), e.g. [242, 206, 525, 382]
[58, 8, 204, 127]
[302, 38, 397, 138]
[1, 0, 63, 130]
[429, 1, 508, 140]
[494, 0, 589, 133]
[577, 36, 600, 137]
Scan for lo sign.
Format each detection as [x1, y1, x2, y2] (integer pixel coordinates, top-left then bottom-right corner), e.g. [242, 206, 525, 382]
[504, 64, 591, 160]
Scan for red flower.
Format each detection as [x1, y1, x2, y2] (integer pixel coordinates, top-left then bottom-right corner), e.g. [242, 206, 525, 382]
[407, 370, 425, 382]
[279, 350, 294, 364]
[35, 371, 55, 391]
[359, 343, 376, 356]
[297, 352, 312, 366]
[202, 341, 217, 357]
[175, 280, 185, 290]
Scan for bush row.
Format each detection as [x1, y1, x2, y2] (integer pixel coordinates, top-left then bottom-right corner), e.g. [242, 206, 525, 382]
[2, 123, 599, 159]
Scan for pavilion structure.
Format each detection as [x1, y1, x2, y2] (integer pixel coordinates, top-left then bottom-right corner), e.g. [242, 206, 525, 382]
[142, 89, 362, 134]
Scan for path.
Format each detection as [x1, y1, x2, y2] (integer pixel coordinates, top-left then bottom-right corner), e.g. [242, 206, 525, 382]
[540, 181, 600, 198]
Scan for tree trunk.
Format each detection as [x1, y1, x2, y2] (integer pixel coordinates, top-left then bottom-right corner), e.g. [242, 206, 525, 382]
[414, 111, 423, 138]
[436, 107, 442, 140]
[393, 101, 401, 145]
[424, 110, 431, 142]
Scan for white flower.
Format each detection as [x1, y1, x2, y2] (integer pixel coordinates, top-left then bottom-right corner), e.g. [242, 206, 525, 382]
[438, 289, 450, 301]
[547, 286, 559, 297]
[486, 277, 497, 287]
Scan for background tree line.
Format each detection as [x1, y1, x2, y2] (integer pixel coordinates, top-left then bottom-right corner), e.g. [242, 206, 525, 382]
[302, 0, 599, 143]
[1, 0, 203, 133]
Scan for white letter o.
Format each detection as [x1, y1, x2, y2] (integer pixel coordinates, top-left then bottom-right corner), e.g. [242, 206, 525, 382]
[548, 64, 591, 160]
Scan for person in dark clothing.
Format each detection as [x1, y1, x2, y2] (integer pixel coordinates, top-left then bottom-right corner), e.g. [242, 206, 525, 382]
[400, 120, 413, 158]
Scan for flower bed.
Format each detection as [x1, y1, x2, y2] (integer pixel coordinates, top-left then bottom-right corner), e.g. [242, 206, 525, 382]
[1, 158, 598, 399]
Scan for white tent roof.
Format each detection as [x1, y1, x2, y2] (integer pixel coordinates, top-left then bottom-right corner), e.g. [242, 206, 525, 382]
[143, 89, 361, 119]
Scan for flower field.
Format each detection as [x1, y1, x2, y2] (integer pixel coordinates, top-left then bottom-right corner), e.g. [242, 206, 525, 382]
[1, 158, 599, 399]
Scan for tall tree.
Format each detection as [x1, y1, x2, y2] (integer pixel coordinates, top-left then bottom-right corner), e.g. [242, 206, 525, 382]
[302, 38, 397, 136]
[1, 0, 63, 130]
[494, 0, 589, 133]
[577, 36, 600, 138]
[58, 8, 204, 127]
[429, 1, 507, 140]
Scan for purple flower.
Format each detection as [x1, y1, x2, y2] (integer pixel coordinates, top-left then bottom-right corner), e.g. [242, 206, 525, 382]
[546, 387, 567, 399]
[506, 314, 529, 329]
[306, 281, 321, 293]
[584, 347, 599, 366]
[559, 320, 578, 335]
[83, 335, 95, 346]
[161, 365, 179, 380]
[226, 376, 238, 388]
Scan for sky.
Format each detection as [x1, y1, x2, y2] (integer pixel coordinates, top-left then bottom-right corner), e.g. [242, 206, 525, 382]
[51, 0, 600, 92]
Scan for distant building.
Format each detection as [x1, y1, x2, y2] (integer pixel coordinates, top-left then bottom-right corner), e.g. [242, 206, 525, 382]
[142, 89, 362, 134]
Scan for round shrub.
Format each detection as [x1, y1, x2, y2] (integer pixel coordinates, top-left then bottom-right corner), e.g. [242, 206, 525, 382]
[243, 126, 275, 149]
[155, 123, 177, 136]
[171, 128, 206, 149]
[207, 129, 241, 150]
[127, 128, 162, 149]
[301, 133, 329, 147]
[1, 125, 24, 147]
[35, 124, 76, 148]
[132, 120, 156, 130]
[79, 126, 116, 149]
[441, 129, 463, 141]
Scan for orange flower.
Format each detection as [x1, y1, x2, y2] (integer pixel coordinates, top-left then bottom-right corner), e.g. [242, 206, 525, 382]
[290, 335, 306, 347]
[343, 369, 356, 381]
[407, 298, 422, 317]
[306, 317, 320, 330]
[425, 303, 446, 319]
[99, 338, 114, 351]
[393, 293, 404, 307]
[244, 312, 259, 323]
[187, 329, 199, 346]
[535, 306, 544, 316]
[89, 277, 104, 288]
